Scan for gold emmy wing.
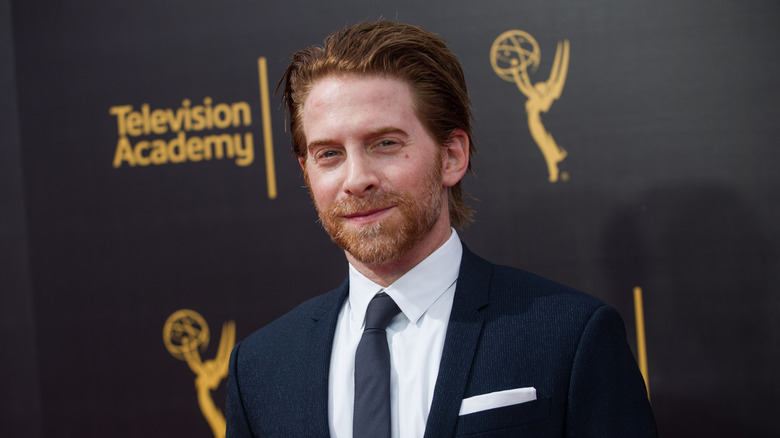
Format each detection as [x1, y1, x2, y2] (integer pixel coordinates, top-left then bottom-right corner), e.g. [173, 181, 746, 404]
[163, 309, 236, 438]
[491, 30, 570, 182]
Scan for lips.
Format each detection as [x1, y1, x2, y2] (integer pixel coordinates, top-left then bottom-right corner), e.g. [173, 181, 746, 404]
[328, 191, 406, 224]
[341, 206, 393, 221]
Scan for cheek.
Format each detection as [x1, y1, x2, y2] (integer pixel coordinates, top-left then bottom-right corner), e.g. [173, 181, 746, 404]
[394, 155, 439, 187]
[307, 170, 340, 204]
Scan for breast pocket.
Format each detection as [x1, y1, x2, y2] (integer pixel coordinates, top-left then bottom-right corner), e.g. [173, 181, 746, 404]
[454, 397, 551, 437]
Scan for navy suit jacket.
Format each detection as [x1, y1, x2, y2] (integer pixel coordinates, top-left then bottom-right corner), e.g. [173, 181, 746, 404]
[226, 245, 657, 437]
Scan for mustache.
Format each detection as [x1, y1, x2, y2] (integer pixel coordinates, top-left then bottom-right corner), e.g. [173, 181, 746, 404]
[327, 191, 409, 217]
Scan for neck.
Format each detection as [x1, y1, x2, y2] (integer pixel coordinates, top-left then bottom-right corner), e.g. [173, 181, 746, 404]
[346, 220, 453, 287]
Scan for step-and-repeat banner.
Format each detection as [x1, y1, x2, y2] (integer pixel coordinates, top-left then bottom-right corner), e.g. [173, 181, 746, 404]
[3, 0, 779, 436]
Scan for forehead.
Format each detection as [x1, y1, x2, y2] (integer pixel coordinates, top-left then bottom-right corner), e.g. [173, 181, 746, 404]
[306, 73, 411, 102]
[302, 74, 420, 138]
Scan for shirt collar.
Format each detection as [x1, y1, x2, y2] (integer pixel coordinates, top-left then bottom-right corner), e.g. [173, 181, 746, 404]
[348, 229, 463, 326]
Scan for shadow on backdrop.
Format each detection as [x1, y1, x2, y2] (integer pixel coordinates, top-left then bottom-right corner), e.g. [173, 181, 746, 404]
[602, 184, 779, 437]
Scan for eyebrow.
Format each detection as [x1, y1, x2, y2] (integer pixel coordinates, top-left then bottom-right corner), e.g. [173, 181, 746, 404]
[306, 126, 409, 151]
[368, 126, 408, 137]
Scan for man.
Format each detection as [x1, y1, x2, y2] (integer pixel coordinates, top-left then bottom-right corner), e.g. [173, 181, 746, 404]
[226, 21, 656, 437]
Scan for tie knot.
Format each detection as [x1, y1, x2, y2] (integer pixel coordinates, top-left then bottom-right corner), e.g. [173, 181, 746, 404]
[364, 293, 400, 330]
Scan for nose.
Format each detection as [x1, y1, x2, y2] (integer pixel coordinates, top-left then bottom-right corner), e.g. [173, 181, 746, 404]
[342, 153, 378, 198]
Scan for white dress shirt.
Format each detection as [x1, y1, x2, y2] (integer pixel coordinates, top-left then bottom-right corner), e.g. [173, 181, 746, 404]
[328, 229, 463, 438]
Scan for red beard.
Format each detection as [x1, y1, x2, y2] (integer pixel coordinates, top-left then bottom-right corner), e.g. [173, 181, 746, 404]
[315, 163, 443, 265]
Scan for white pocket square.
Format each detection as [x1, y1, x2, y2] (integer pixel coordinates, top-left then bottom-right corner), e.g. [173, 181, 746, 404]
[459, 387, 537, 416]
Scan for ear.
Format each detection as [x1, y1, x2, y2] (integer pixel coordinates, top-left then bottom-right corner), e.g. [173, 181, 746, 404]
[441, 128, 470, 188]
[298, 155, 306, 172]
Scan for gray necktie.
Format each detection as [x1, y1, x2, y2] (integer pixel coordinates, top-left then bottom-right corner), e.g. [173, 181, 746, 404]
[353, 293, 401, 438]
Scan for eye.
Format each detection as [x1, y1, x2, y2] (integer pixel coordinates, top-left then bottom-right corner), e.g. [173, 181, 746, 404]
[372, 138, 402, 151]
[312, 148, 342, 163]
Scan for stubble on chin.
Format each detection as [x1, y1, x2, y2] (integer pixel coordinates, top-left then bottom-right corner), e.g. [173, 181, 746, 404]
[313, 166, 444, 266]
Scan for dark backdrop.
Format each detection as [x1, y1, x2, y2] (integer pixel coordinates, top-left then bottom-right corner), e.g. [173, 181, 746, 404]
[2, 0, 779, 436]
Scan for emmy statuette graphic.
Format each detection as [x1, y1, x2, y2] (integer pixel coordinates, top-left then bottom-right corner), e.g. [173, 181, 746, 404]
[491, 30, 570, 182]
[164, 309, 236, 438]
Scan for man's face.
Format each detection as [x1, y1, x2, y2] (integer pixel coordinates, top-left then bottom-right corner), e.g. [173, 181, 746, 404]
[300, 74, 449, 266]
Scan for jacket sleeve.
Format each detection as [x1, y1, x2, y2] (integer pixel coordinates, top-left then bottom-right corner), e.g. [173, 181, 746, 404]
[225, 342, 255, 438]
[565, 305, 658, 437]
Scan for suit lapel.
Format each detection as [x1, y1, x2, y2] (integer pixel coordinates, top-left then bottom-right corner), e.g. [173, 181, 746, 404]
[303, 281, 349, 436]
[423, 245, 492, 438]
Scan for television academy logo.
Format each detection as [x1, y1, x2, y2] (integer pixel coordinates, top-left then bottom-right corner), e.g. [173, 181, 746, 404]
[108, 57, 278, 199]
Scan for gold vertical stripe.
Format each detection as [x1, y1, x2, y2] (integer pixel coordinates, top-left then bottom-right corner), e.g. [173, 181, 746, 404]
[633, 286, 650, 400]
[258, 57, 278, 199]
